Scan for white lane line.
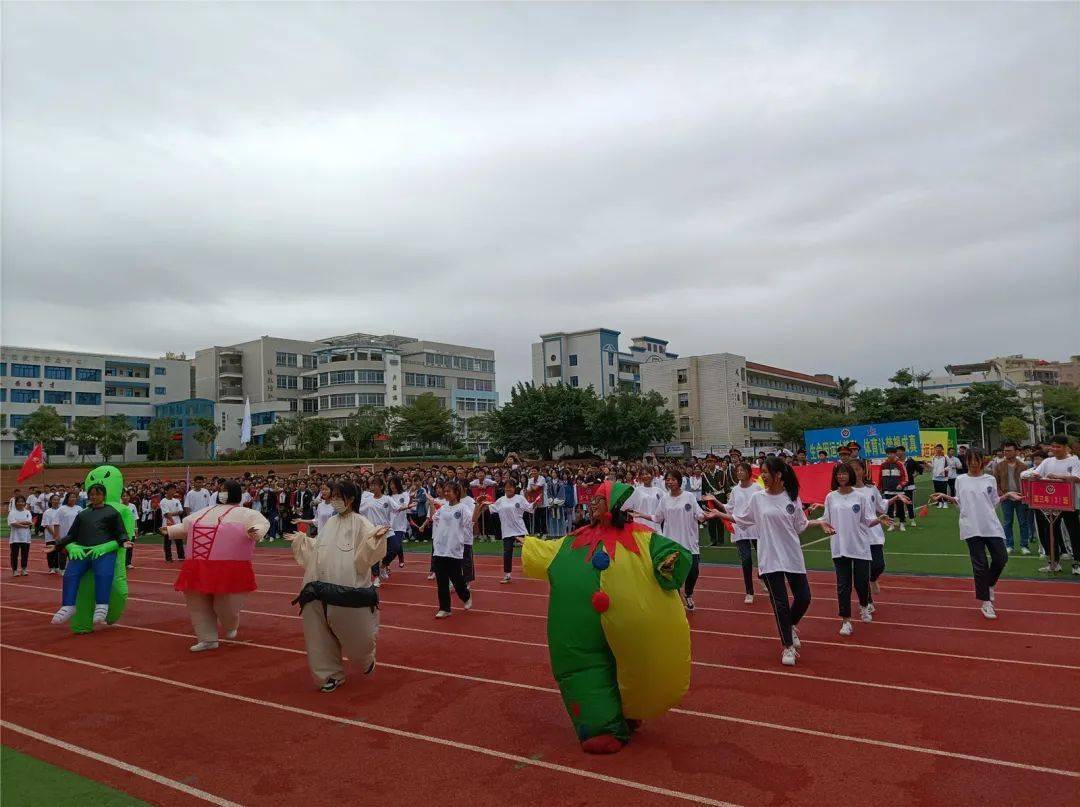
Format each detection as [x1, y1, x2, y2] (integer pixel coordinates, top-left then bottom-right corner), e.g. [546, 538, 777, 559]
[0, 644, 741, 807]
[5, 593, 1078, 713]
[0, 720, 242, 807]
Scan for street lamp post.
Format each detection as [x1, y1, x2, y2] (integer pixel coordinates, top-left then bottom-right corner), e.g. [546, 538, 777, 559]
[1049, 415, 1072, 436]
[978, 410, 987, 449]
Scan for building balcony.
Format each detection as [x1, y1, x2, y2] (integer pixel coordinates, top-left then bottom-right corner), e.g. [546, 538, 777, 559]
[218, 386, 243, 401]
[218, 364, 243, 377]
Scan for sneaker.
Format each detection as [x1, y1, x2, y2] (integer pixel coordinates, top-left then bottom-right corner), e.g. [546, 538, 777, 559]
[1005, 547, 1013, 555]
[791, 627, 801, 650]
[898, 523, 906, 532]
[51, 606, 75, 624]
[501, 574, 512, 584]
[373, 577, 381, 588]
[364, 660, 376, 675]
[980, 601, 997, 620]
[1073, 565, 1080, 576]
[909, 520, 917, 528]
[380, 568, 389, 580]
[887, 524, 895, 532]
[1061, 552, 1073, 560]
[839, 620, 853, 636]
[867, 602, 876, 614]
[320, 678, 343, 693]
[1020, 547, 1031, 555]
[989, 587, 995, 602]
[92, 604, 109, 624]
[20, 569, 28, 576]
[743, 594, 754, 605]
[781, 647, 798, 666]
[871, 581, 881, 594]
[685, 597, 695, 612]
[463, 597, 473, 611]
[1039, 563, 1062, 573]
[398, 561, 405, 568]
[435, 610, 451, 619]
[190, 641, 219, 652]
[427, 572, 436, 580]
[225, 629, 238, 640]
[11, 571, 18, 578]
[860, 606, 873, 623]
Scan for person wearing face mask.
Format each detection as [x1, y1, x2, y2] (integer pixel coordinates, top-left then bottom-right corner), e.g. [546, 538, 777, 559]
[288, 481, 389, 693]
[161, 480, 270, 651]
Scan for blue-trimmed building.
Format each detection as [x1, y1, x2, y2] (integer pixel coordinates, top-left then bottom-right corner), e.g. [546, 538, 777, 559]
[531, 329, 676, 398]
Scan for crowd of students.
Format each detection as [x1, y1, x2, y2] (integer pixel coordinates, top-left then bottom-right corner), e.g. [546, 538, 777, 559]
[7, 435, 1078, 668]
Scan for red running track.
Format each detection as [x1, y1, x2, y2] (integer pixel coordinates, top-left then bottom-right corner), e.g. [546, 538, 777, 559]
[2, 548, 1079, 806]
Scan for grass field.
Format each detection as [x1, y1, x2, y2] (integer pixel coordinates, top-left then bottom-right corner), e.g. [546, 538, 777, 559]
[1, 746, 148, 806]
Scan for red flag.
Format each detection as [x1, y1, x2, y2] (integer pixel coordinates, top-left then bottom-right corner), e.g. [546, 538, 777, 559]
[792, 463, 833, 507]
[17, 443, 45, 483]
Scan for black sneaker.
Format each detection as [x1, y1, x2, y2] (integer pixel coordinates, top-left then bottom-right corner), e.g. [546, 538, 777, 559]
[320, 678, 343, 693]
[364, 660, 376, 675]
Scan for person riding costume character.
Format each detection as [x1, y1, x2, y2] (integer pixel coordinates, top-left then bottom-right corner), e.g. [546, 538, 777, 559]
[50, 465, 134, 633]
[522, 480, 693, 754]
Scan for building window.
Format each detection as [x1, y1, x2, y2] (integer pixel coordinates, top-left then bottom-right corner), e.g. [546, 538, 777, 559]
[302, 399, 317, 413]
[276, 375, 299, 390]
[154, 386, 166, 395]
[44, 390, 71, 405]
[105, 385, 149, 398]
[545, 366, 561, 380]
[680, 417, 691, 433]
[302, 376, 317, 391]
[154, 367, 167, 376]
[357, 393, 386, 406]
[44, 366, 72, 380]
[302, 355, 316, 370]
[0, 363, 6, 376]
[329, 394, 355, 409]
[678, 393, 689, 408]
[76, 368, 101, 382]
[11, 389, 40, 404]
[136, 441, 149, 455]
[289, 399, 298, 411]
[569, 354, 578, 367]
[328, 370, 354, 385]
[457, 378, 494, 392]
[13, 441, 35, 456]
[609, 373, 615, 388]
[76, 392, 102, 406]
[276, 352, 298, 368]
[0, 390, 5, 403]
[607, 352, 614, 366]
[570, 376, 579, 387]
[126, 416, 152, 430]
[677, 370, 688, 384]
[11, 363, 40, 378]
[357, 370, 384, 384]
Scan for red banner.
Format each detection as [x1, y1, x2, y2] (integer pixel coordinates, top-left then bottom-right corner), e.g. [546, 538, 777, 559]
[16, 443, 45, 483]
[1023, 479, 1075, 511]
[749, 463, 833, 506]
[471, 485, 497, 504]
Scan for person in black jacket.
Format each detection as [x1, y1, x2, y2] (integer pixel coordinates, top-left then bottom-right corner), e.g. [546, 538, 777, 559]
[897, 446, 922, 526]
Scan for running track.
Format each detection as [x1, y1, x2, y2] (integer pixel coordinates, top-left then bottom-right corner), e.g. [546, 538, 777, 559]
[2, 548, 1079, 806]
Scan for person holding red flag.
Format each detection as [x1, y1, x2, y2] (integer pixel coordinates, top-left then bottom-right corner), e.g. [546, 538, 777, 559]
[16, 443, 45, 485]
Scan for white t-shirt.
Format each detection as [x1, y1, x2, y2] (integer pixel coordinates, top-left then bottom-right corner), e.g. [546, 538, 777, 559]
[42, 507, 61, 540]
[1023, 456, 1080, 509]
[389, 492, 411, 533]
[855, 485, 887, 547]
[57, 504, 83, 539]
[33, 494, 48, 515]
[823, 490, 874, 560]
[359, 495, 393, 529]
[931, 456, 949, 481]
[727, 483, 764, 542]
[490, 494, 533, 538]
[7, 507, 33, 543]
[25, 494, 39, 515]
[733, 491, 809, 576]
[460, 496, 476, 546]
[432, 501, 468, 559]
[527, 476, 547, 506]
[184, 488, 214, 513]
[623, 484, 664, 528]
[126, 503, 139, 524]
[160, 497, 184, 527]
[954, 474, 1006, 541]
[655, 490, 705, 554]
[314, 500, 335, 533]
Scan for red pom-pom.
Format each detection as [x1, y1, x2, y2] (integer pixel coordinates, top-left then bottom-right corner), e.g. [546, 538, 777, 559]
[591, 591, 610, 613]
[570, 702, 582, 717]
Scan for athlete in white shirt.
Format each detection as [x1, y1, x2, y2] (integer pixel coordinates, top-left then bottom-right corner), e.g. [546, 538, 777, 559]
[41, 494, 64, 574]
[429, 481, 473, 618]
[718, 462, 764, 603]
[621, 470, 664, 528]
[183, 478, 214, 515]
[475, 481, 535, 583]
[1021, 436, 1080, 575]
[159, 487, 186, 562]
[932, 447, 1022, 619]
[359, 478, 393, 587]
[7, 496, 33, 576]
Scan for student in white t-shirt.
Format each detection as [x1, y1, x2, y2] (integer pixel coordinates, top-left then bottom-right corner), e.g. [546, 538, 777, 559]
[159, 486, 186, 562]
[183, 476, 214, 515]
[428, 481, 473, 618]
[724, 457, 814, 667]
[1022, 435, 1080, 576]
[820, 463, 891, 637]
[475, 481, 534, 584]
[359, 477, 393, 588]
[41, 494, 64, 574]
[849, 459, 896, 599]
[716, 461, 764, 604]
[621, 469, 664, 529]
[121, 492, 139, 568]
[932, 447, 1021, 619]
[636, 470, 723, 612]
[7, 495, 33, 576]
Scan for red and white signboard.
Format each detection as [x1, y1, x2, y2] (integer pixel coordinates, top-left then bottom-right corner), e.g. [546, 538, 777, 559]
[1023, 479, 1075, 511]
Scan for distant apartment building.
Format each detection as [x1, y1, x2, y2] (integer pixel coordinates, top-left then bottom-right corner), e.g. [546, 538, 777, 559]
[531, 329, 677, 397]
[0, 346, 191, 463]
[641, 353, 840, 452]
[193, 336, 325, 413]
[1046, 355, 1080, 389]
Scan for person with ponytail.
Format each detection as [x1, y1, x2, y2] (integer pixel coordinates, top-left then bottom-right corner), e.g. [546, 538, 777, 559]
[722, 456, 812, 666]
[711, 461, 764, 604]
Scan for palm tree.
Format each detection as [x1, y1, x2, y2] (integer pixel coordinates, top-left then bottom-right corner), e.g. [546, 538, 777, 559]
[836, 377, 857, 414]
[889, 368, 914, 388]
[915, 369, 933, 390]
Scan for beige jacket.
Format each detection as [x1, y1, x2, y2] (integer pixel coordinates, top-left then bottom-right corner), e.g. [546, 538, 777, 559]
[291, 512, 386, 588]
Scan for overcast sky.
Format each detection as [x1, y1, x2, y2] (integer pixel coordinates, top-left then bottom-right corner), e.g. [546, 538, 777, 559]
[3, 2, 1078, 398]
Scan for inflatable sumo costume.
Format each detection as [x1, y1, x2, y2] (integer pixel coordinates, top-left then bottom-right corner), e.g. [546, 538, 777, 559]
[521, 480, 692, 753]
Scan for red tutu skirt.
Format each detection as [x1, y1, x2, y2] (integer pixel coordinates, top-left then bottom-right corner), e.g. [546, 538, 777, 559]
[174, 559, 257, 594]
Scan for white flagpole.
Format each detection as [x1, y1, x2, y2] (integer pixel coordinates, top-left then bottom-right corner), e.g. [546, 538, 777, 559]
[241, 397, 252, 446]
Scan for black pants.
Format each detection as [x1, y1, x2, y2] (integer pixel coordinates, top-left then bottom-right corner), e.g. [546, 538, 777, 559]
[163, 536, 186, 561]
[462, 545, 475, 583]
[503, 535, 523, 574]
[760, 571, 811, 648]
[9, 543, 29, 571]
[870, 544, 885, 583]
[684, 554, 701, 597]
[833, 556, 871, 618]
[126, 542, 134, 567]
[531, 507, 548, 536]
[705, 513, 724, 546]
[965, 535, 1008, 601]
[933, 480, 949, 497]
[736, 539, 756, 594]
[885, 492, 905, 523]
[46, 544, 68, 571]
[1033, 510, 1069, 561]
[947, 479, 957, 498]
[432, 555, 471, 612]
[903, 487, 916, 519]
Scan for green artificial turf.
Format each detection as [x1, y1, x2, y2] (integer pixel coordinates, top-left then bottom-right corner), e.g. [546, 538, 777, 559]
[0, 746, 149, 806]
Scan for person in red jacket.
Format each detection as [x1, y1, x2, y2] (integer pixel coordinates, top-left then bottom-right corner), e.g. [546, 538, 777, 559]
[879, 446, 909, 532]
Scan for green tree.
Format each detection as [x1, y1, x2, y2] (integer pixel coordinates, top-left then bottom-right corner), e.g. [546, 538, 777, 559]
[953, 383, 1023, 444]
[914, 369, 933, 390]
[263, 420, 293, 458]
[302, 417, 335, 457]
[13, 406, 69, 454]
[146, 417, 176, 461]
[338, 406, 388, 456]
[835, 377, 857, 413]
[850, 389, 891, 423]
[390, 394, 455, 450]
[97, 415, 136, 463]
[68, 417, 103, 463]
[588, 390, 675, 460]
[772, 402, 848, 448]
[998, 416, 1030, 445]
[1042, 386, 1080, 439]
[192, 417, 220, 459]
[483, 382, 600, 458]
[889, 368, 914, 388]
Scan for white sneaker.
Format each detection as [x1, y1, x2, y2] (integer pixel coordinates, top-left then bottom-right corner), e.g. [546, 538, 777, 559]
[839, 620, 853, 636]
[435, 610, 451, 619]
[464, 597, 473, 611]
[51, 606, 75, 624]
[426, 572, 436, 580]
[501, 574, 512, 584]
[373, 577, 381, 588]
[1039, 563, 1061, 573]
[898, 523, 906, 532]
[380, 568, 389, 580]
[1073, 565, 1080, 576]
[92, 605, 108, 624]
[980, 601, 997, 620]
[867, 602, 876, 614]
[989, 587, 995, 602]
[781, 647, 798, 666]
[225, 629, 238, 640]
[685, 597, 695, 611]
[860, 606, 873, 623]
[11, 571, 18, 578]
[887, 524, 895, 532]
[1005, 547, 1013, 555]
[190, 641, 219, 652]
[909, 520, 917, 528]
[20, 570, 28, 576]
[1020, 547, 1031, 555]
[791, 627, 801, 650]
[743, 594, 754, 605]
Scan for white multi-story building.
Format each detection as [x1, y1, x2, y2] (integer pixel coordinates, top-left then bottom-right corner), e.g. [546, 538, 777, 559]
[0, 346, 192, 463]
[641, 353, 841, 453]
[531, 329, 676, 397]
[193, 336, 324, 413]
